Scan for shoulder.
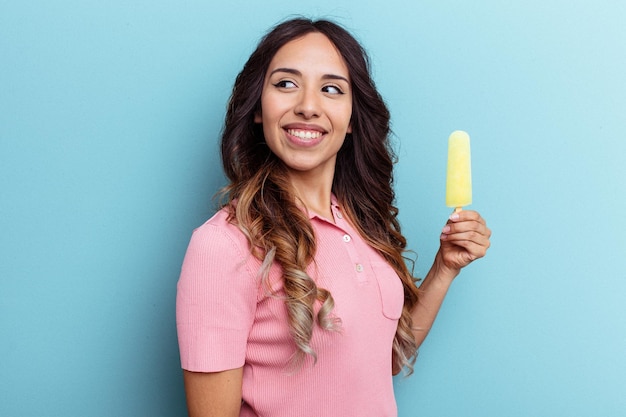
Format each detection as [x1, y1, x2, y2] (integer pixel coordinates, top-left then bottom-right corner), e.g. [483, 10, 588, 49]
[188, 207, 247, 254]
[179, 206, 260, 291]
[181, 206, 257, 275]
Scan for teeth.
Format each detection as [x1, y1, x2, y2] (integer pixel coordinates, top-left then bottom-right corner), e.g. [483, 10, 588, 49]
[287, 129, 323, 139]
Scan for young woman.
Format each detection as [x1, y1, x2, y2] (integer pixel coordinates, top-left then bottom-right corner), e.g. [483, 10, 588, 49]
[176, 18, 491, 417]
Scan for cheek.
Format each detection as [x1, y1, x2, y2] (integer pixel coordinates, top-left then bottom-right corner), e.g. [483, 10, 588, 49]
[346, 105, 353, 133]
[336, 104, 353, 133]
[263, 129, 283, 160]
[260, 114, 282, 152]
[259, 92, 286, 121]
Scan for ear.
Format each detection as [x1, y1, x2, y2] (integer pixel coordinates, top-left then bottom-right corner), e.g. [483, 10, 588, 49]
[347, 122, 352, 134]
[254, 110, 262, 123]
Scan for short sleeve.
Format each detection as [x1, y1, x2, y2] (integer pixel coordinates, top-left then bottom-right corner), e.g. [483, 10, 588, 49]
[176, 221, 258, 372]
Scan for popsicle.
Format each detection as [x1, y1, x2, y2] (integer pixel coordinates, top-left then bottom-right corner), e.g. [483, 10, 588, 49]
[446, 130, 472, 212]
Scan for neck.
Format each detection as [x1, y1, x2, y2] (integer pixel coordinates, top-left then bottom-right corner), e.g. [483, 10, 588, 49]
[287, 170, 334, 221]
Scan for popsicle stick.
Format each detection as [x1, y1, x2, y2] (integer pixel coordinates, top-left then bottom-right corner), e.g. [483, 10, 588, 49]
[454, 207, 463, 213]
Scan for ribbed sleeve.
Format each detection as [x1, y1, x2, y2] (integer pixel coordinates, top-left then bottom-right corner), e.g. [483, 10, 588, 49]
[176, 216, 258, 372]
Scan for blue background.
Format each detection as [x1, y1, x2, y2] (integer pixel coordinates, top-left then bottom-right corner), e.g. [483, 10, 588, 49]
[1, 1, 624, 416]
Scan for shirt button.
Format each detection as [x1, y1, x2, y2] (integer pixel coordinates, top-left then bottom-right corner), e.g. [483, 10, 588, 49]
[355, 263, 363, 272]
[342, 234, 351, 242]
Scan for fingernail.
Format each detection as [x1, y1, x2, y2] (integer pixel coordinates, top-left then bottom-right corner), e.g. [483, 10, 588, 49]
[442, 225, 451, 233]
[449, 213, 460, 221]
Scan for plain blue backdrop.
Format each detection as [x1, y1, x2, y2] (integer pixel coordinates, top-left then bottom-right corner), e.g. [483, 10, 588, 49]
[1, 1, 625, 416]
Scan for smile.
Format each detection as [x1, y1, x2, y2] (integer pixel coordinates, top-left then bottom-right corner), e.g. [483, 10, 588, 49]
[286, 129, 324, 140]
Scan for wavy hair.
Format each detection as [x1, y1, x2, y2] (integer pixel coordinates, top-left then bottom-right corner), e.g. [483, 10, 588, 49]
[219, 18, 420, 374]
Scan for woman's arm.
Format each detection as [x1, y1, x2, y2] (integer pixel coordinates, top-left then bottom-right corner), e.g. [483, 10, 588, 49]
[410, 210, 491, 348]
[183, 368, 244, 417]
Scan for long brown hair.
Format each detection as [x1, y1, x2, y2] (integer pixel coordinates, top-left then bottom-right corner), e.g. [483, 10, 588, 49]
[220, 18, 420, 374]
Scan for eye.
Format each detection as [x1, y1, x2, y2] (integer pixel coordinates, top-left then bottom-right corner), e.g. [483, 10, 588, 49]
[322, 85, 344, 95]
[273, 80, 297, 89]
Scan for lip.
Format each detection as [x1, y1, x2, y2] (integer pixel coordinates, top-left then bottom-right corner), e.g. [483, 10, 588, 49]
[283, 123, 327, 148]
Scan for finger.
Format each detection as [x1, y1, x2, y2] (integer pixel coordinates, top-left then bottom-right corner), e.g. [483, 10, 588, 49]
[441, 229, 491, 248]
[448, 210, 486, 226]
[442, 220, 491, 238]
[443, 237, 490, 260]
[441, 224, 491, 249]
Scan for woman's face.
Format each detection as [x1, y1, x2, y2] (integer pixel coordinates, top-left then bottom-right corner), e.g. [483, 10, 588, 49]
[255, 32, 352, 182]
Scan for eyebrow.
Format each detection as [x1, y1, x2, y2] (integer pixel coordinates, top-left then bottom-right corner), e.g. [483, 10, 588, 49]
[269, 67, 350, 84]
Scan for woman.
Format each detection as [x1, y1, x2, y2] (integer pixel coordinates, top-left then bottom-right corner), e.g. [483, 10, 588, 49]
[176, 18, 491, 417]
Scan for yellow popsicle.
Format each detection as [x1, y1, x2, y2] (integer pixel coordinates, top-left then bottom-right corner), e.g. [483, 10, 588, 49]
[446, 130, 472, 210]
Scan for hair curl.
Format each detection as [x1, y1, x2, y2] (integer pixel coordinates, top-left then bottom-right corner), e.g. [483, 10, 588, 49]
[219, 17, 420, 374]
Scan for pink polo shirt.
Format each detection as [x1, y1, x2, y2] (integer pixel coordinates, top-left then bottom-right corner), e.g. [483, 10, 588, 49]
[176, 198, 404, 416]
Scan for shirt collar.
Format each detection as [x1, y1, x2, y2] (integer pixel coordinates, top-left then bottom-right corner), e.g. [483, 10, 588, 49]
[307, 193, 340, 221]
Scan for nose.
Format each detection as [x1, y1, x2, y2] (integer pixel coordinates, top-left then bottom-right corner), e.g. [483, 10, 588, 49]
[294, 87, 321, 119]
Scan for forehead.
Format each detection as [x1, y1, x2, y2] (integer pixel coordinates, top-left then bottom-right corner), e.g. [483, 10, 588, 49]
[267, 32, 350, 78]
